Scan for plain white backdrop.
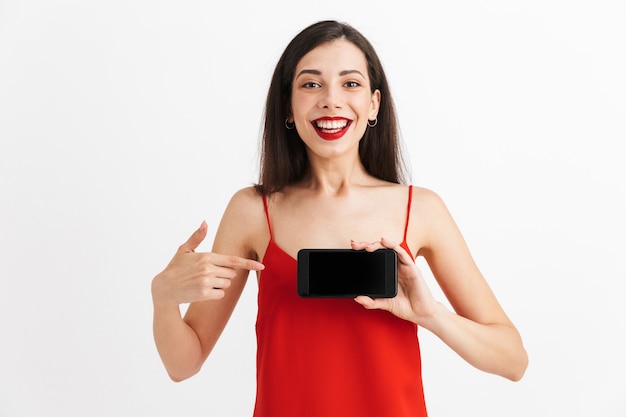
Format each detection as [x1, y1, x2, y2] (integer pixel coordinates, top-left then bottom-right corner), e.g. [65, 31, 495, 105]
[1, 0, 625, 415]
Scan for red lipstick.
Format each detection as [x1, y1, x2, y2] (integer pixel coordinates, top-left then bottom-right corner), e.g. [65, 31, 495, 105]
[311, 117, 352, 141]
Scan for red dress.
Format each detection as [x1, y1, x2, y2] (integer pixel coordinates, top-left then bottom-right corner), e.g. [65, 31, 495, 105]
[254, 186, 428, 417]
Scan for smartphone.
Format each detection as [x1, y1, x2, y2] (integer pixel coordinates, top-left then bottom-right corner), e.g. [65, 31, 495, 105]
[297, 248, 397, 298]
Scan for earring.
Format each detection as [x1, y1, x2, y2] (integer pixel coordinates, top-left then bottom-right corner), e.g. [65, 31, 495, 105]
[285, 117, 295, 130]
[367, 118, 378, 127]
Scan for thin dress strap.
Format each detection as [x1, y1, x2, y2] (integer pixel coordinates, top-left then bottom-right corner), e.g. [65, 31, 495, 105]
[400, 185, 415, 260]
[403, 185, 414, 243]
[262, 194, 273, 240]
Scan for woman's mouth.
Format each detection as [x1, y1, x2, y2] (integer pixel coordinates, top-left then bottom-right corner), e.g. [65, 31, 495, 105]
[312, 117, 352, 141]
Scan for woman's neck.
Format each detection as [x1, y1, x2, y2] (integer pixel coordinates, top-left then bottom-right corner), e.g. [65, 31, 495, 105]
[301, 157, 376, 196]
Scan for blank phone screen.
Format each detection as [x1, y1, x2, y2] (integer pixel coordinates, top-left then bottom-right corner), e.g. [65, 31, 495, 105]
[308, 250, 387, 295]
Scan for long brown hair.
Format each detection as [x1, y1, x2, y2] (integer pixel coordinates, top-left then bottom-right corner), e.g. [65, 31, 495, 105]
[255, 20, 408, 195]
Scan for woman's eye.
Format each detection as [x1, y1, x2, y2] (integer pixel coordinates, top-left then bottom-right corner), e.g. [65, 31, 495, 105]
[303, 81, 321, 88]
[345, 81, 361, 88]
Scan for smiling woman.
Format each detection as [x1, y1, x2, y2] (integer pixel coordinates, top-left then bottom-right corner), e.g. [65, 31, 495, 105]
[151, 20, 528, 417]
[258, 21, 405, 195]
[289, 40, 380, 148]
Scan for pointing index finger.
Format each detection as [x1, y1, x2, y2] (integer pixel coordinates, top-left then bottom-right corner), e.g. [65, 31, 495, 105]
[214, 253, 265, 271]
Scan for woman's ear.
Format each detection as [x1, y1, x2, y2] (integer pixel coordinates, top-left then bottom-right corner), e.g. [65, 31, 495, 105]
[369, 89, 381, 120]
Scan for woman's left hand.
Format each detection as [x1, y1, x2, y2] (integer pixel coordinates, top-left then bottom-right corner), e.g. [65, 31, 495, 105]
[350, 238, 439, 325]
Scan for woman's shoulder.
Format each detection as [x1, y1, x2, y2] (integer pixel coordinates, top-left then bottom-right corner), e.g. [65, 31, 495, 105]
[408, 185, 454, 230]
[217, 186, 269, 255]
[410, 185, 446, 207]
[372, 182, 449, 220]
[218, 186, 265, 227]
[228, 185, 263, 204]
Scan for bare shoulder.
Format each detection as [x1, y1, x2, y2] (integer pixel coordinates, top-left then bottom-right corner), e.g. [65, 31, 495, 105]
[411, 185, 450, 216]
[224, 186, 265, 215]
[408, 186, 458, 256]
[213, 186, 268, 260]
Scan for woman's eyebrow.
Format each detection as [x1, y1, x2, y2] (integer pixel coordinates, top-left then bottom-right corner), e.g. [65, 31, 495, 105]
[295, 69, 366, 79]
[295, 69, 321, 79]
[339, 69, 365, 77]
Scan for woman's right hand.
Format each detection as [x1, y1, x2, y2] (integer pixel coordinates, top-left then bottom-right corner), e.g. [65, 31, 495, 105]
[151, 221, 265, 308]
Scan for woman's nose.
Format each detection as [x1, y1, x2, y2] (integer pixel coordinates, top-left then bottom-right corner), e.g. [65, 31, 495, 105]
[318, 85, 343, 109]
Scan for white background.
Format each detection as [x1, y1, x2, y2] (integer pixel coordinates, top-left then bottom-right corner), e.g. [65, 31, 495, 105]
[1, 1, 625, 416]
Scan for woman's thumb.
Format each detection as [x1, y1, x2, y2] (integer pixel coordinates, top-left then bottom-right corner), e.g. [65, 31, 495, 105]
[178, 221, 208, 253]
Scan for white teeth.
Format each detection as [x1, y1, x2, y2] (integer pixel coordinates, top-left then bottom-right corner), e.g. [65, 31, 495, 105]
[316, 119, 348, 130]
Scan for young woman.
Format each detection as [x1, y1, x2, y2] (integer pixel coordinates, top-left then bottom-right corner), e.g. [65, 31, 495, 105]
[152, 20, 528, 416]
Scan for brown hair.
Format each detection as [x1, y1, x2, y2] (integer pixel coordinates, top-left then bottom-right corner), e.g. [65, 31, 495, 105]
[255, 20, 408, 195]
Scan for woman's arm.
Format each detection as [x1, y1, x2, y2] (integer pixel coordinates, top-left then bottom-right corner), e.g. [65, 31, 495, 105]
[418, 189, 528, 380]
[353, 188, 528, 381]
[151, 188, 265, 382]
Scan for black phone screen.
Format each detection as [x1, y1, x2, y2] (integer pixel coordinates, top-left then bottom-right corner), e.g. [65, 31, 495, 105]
[297, 249, 397, 298]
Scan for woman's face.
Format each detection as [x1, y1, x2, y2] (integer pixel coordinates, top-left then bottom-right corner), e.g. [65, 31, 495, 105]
[290, 39, 380, 161]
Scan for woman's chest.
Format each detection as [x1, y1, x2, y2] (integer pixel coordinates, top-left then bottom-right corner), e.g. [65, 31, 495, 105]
[269, 201, 410, 259]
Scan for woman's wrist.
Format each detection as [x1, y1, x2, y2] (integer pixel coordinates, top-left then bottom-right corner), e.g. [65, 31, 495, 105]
[416, 301, 448, 331]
